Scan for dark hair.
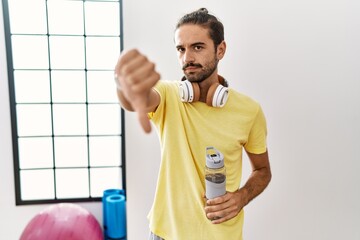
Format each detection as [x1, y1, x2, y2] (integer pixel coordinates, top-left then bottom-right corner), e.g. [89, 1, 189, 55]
[175, 8, 224, 48]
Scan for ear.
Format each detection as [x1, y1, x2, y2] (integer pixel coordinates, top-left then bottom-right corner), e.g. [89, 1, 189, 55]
[216, 41, 226, 60]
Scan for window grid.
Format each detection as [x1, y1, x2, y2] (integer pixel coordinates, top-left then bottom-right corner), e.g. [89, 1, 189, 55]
[2, 0, 125, 205]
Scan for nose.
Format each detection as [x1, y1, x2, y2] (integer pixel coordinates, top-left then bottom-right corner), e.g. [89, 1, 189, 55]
[182, 50, 195, 64]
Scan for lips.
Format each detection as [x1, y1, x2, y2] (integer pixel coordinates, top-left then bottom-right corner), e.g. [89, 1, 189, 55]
[182, 63, 202, 71]
[185, 66, 200, 71]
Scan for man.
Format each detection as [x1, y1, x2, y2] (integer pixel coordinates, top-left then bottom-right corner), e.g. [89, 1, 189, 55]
[115, 8, 271, 240]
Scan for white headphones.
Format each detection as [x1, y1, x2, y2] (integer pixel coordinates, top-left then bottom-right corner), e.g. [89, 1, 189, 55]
[179, 76, 229, 107]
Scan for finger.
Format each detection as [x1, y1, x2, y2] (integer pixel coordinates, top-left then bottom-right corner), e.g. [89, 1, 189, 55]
[206, 193, 230, 206]
[117, 56, 158, 92]
[204, 196, 233, 215]
[128, 60, 157, 84]
[130, 71, 160, 94]
[211, 211, 238, 224]
[118, 53, 151, 80]
[206, 204, 241, 223]
[206, 208, 226, 222]
[137, 111, 152, 133]
[115, 49, 141, 72]
[205, 202, 227, 214]
[115, 49, 140, 89]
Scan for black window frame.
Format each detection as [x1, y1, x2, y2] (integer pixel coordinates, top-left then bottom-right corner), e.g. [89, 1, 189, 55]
[1, 0, 126, 205]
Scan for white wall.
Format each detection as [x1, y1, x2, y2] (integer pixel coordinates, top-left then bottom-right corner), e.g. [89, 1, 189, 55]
[1, 0, 359, 239]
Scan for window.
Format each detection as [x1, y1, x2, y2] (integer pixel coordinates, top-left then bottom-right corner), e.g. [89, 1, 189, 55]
[2, 0, 125, 205]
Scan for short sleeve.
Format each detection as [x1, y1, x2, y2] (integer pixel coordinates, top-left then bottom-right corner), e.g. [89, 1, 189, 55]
[244, 105, 267, 154]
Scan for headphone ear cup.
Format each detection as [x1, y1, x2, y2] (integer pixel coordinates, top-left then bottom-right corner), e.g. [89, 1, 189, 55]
[192, 82, 200, 102]
[179, 80, 200, 102]
[206, 83, 219, 106]
[206, 83, 229, 107]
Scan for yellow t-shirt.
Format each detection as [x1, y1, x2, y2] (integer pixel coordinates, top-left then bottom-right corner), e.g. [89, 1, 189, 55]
[148, 80, 267, 240]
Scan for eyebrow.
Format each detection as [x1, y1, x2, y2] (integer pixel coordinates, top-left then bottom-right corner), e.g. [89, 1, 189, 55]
[176, 42, 206, 49]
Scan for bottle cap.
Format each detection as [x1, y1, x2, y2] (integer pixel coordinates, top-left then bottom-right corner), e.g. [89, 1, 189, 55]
[205, 147, 224, 169]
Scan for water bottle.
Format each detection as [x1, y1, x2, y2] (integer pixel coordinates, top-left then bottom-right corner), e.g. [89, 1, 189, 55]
[205, 146, 226, 199]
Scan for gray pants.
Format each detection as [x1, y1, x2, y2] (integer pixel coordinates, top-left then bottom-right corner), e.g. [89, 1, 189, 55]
[149, 232, 164, 240]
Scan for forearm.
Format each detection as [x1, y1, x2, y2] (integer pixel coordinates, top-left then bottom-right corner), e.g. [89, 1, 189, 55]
[238, 166, 272, 207]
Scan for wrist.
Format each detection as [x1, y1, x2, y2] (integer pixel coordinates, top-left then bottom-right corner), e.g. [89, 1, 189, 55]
[236, 187, 250, 207]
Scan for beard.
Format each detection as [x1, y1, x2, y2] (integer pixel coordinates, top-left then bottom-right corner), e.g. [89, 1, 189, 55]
[182, 55, 218, 82]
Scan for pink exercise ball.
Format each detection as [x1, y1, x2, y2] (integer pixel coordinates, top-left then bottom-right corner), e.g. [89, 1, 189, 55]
[20, 203, 103, 240]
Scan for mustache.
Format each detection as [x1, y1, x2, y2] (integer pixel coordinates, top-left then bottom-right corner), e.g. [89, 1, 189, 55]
[182, 63, 202, 70]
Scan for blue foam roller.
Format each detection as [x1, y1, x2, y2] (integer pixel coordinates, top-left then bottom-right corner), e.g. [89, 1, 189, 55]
[102, 189, 124, 237]
[106, 194, 126, 239]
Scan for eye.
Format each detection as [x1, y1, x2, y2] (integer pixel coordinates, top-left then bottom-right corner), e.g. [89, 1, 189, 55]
[194, 45, 203, 51]
[177, 47, 185, 53]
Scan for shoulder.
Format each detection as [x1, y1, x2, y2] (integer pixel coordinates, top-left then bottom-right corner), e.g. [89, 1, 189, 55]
[154, 80, 178, 91]
[228, 88, 261, 110]
[153, 80, 180, 102]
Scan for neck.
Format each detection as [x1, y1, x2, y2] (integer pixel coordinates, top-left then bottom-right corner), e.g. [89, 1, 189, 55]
[198, 71, 219, 102]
